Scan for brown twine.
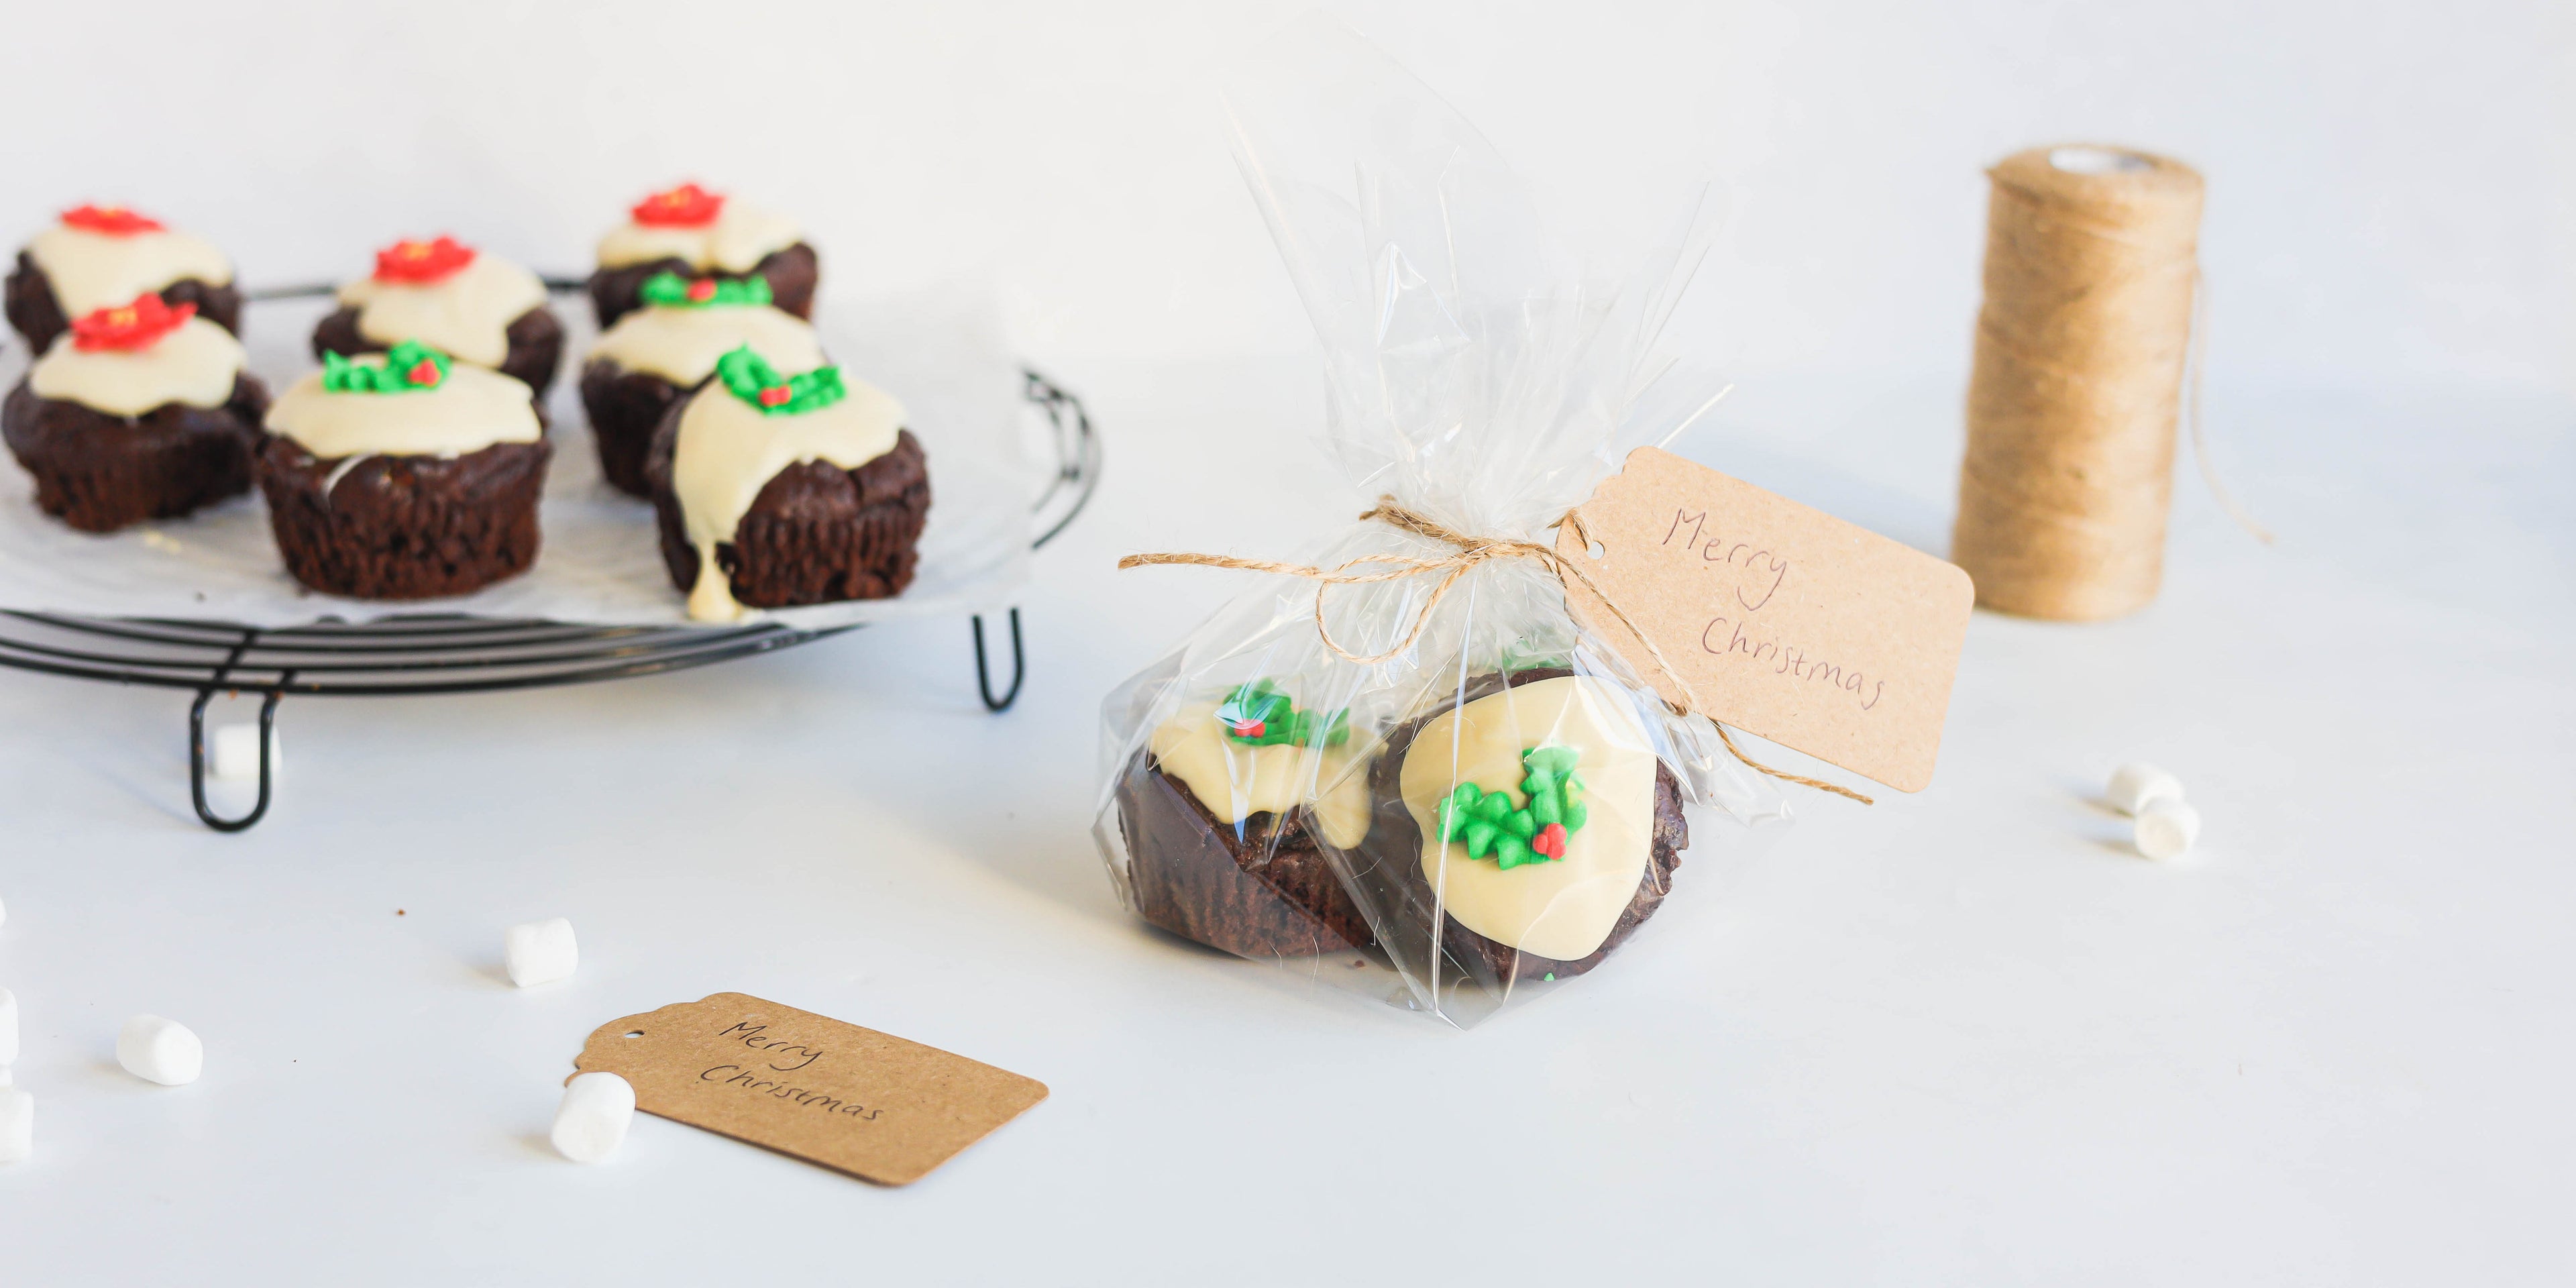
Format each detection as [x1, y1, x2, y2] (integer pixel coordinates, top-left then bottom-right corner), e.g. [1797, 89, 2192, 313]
[1954, 144, 2208, 621]
[1120, 498, 1874, 804]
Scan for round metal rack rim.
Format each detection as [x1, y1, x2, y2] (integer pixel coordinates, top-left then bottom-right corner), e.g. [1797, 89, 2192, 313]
[0, 341, 1099, 830]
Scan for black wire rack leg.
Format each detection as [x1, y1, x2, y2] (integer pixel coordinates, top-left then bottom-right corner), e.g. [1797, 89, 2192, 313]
[189, 684, 282, 832]
[971, 609, 1026, 712]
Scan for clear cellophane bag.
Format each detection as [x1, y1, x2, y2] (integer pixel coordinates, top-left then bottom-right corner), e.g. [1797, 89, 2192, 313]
[1091, 20, 1788, 1026]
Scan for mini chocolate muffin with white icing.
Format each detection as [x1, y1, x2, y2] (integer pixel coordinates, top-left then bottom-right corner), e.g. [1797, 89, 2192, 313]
[257, 341, 550, 599]
[1, 294, 266, 532]
[311, 236, 564, 397]
[580, 271, 824, 497]
[1114, 682, 1382, 957]
[6, 204, 243, 356]
[1328, 667, 1687, 987]
[641, 346, 927, 622]
[588, 184, 817, 331]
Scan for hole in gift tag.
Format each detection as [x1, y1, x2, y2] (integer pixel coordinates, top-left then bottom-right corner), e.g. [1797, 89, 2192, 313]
[1587, 540, 1606, 560]
[624, 1030, 645, 1038]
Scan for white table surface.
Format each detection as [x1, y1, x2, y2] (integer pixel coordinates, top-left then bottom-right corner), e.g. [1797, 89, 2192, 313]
[0, 358, 2566, 1284]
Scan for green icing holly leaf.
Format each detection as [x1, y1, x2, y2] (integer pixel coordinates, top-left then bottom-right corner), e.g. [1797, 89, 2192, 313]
[1435, 744, 1590, 869]
[639, 270, 773, 309]
[714, 344, 844, 416]
[1214, 680, 1350, 747]
[321, 340, 453, 394]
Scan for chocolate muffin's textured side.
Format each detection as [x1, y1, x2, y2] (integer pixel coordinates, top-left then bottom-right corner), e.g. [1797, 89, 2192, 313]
[1114, 750, 1377, 958]
[0, 374, 268, 533]
[256, 435, 550, 599]
[1340, 667, 1687, 987]
[577, 356, 690, 497]
[310, 304, 566, 398]
[643, 407, 929, 610]
[586, 241, 818, 331]
[5, 252, 245, 355]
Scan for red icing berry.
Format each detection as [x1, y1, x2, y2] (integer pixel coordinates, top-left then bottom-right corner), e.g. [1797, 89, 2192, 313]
[70, 294, 195, 352]
[406, 358, 443, 388]
[373, 235, 476, 284]
[632, 183, 724, 229]
[757, 384, 792, 407]
[1532, 822, 1568, 859]
[686, 278, 717, 303]
[61, 204, 165, 235]
[1228, 718, 1267, 738]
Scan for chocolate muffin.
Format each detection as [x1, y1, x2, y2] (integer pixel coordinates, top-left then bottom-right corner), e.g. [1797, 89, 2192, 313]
[1, 294, 266, 532]
[579, 272, 824, 496]
[257, 341, 550, 599]
[1324, 667, 1687, 989]
[1112, 682, 1379, 957]
[588, 184, 817, 331]
[6, 204, 242, 356]
[641, 346, 928, 622]
[311, 237, 563, 397]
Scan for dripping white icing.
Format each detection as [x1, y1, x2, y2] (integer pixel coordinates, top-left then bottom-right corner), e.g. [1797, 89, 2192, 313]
[25, 225, 233, 317]
[27, 317, 244, 417]
[1148, 701, 1375, 849]
[669, 375, 904, 622]
[590, 304, 824, 387]
[596, 201, 802, 274]
[1398, 676, 1658, 961]
[335, 252, 547, 368]
[265, 359, 540, 460]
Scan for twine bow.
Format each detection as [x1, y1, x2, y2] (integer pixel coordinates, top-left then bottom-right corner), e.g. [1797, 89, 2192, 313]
[1120, 498, 1872, 804]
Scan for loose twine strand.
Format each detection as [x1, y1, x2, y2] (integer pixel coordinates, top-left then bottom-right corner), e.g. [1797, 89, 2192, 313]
[2186, 268, 2275, 545]
[1120, 499, 1874, 805]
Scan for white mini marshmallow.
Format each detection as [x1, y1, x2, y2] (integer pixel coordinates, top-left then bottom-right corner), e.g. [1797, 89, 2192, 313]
[551, 1071, 635, 1163]
[0, 1087, 30, 1163]
[2106, 763, 2185, 816]
[211, 722, 280, 782]
[117, 1014, 203, 1085]
[0, 987, 16, 1065]
[2135, 798, 2202, 861]
[505, 918, 578, 988]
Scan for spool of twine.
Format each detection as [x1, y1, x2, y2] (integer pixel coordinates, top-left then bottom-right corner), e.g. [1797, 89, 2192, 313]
[1953, 144, 2206, 621]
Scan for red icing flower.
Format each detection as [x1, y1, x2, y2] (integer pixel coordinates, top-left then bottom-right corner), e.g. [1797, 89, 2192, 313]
[756, 384, 792, 408]
[374, 235, 476, 284]
[685, 278, 717, 303]
[70, 294, 195, 352]
[1531, 822, 1569, 860]
[405, 357, 445, 388]
[61, 203, 166, 235]
[632, 182, 724, 229]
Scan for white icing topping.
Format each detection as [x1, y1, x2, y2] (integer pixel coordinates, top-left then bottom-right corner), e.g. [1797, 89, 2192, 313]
[26, 225, 233, 317]
[1148, 700, 1376, 849]
[27, 316, 244, 417]
[1399, 676, 1659, 961]
[596, 201, 802, 273]
[670, 375, 904, 622]
[265, 359, 540, 460]
[335, 252, 547, 368]
[590, 304, 824, 387]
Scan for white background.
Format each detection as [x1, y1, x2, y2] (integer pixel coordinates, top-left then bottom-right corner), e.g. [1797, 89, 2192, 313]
[1, 0, 2569, 394]
[0, 3, 2571, 1284]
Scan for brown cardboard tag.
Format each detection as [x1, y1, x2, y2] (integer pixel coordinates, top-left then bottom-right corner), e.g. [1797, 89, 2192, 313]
[574, 992, 1047, 1186]
[1556, 447, 1974, 792]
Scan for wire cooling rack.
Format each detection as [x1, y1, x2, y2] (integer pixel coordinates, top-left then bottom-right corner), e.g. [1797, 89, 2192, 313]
[0, 354, 1099, 833]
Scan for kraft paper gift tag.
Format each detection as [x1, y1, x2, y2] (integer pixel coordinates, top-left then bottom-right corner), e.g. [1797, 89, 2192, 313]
[1557, 447, 1974, 792]
[576, 992, 1048, 1185]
